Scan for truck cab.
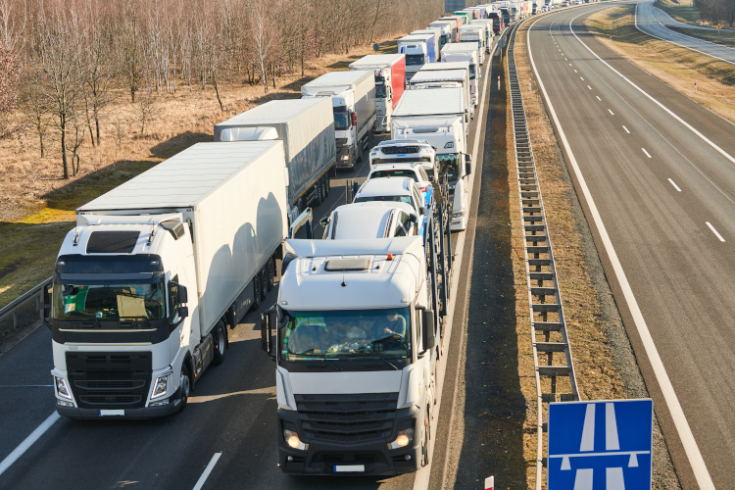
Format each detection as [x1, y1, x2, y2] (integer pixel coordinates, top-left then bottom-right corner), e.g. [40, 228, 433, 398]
[397, 34, 435, 80]
[262, 237, 439, 475]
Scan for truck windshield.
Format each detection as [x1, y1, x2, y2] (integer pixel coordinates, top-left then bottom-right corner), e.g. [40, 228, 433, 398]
[469, 64, 476, 80]
[375, 78, 386, 98]
[53, 281, 166, 324]
[437, 154, 460, 183]
[280, 309, 411, 361]
[333, 107, 349, 130]
[405, 54, 424, 66]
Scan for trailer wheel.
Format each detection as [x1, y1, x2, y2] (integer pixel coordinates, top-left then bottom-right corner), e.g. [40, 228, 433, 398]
[266, 256, 275, 291]
[314, 179, 323, 206]
[179, 362, 191, 413]
[325, 172, 331, 196]
[259, 269, 268, 302]
[213, 321, 227, 365]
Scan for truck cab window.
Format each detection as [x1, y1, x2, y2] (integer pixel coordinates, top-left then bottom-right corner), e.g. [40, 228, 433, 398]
[333, 107, 350, 130]
[169, 275, 180, 321]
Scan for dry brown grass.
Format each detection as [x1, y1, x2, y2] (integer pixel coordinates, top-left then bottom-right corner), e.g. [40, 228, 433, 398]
[0, 40, 395, 310]
[586, 6, 735, 126]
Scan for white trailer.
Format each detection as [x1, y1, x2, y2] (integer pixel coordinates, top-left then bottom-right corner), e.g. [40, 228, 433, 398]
[469, 19, 495, 52]
[302, 70, 376, 170]
[349, 54, 406, 133]
[410, 28, 442, 61]
[397, 33, 437, 80]
[458, 25, 485, 65]
[418, 61, 475, 109]
[391, 88, 472, 231]
[408, 69, 473, 113]
[47, 141, 290, 419]
[214, 98, 336, 221]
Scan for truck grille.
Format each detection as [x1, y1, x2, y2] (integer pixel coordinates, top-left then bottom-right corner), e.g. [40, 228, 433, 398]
[380, 146, 420, 154]
[295, 393, 399, 444]
[67, 352, 152, 409]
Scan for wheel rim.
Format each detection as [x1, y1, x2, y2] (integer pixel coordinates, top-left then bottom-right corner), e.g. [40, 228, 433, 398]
[180, 369, 190, 399]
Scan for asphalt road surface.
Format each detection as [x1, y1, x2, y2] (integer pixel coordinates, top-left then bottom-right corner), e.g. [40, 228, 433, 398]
[636, 0, 735, 65]
[0, 36, 501, 490]
[529, 4, 735, 489]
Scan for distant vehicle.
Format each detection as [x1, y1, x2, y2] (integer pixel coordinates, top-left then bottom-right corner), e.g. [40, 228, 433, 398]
[397, 33, 437, 80]
[367, 162, 434, 208]
[320, 202, 419, 240]
[349, 54, 406, 133]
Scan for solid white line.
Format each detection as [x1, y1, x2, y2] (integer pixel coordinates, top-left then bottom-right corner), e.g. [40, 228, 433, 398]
[587, 85, 592, 90]
[608, 109, 615, 116]
[668, 178, 682, 192]
[568, 63, 572, 66]
[530, 16, 716, 490]
[570, 11, 735, 169]
[705, 222, 726, 242]
[635, 3, 735, 67]
[574, 69, 578, 73]
[642, 148, 652, 158]
[623, 125, 630, 134]
[580, 77, 584, 81]
[596, 96, 601, 101]
[192, 453, 222, 490]
[0, 412, 60, 477]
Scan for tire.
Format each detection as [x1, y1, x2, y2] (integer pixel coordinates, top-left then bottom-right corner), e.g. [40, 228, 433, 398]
[213, 321, 227, 365]
[178, 362, 191, 413]
[259, 269, 268, 302]
[313, 180, 323, 206]
[253, 274, 262, 310]
[421, 407, 431, 467]
[266, 256, 275, 291]
[325, 172, 331, 196]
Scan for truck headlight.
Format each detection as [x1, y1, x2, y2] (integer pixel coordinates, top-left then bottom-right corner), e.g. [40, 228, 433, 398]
[54, 375, 72, 400]
[283, 430, 309, 450]
[452, 210, 465, 218]
[151, 373, 170, 399]
[388, 428, 415, 449]
[341, 155, 350, 161]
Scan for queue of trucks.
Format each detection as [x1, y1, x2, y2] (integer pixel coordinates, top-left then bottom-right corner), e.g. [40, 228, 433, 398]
[44, 2, 522, 477]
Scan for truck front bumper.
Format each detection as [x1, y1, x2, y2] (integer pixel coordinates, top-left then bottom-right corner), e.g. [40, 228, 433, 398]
[336, 146, 355, 169]
[56, 390, 183, 420]
[277, 407, 422, 476]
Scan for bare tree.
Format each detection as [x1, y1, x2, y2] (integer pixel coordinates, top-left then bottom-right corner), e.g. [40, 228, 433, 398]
[247, 0, 278, 93]
[0, 0, 22, 136]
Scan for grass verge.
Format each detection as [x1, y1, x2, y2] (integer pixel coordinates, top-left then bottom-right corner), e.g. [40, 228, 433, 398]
[655, 0, 701, 25]
[668, 25, 735, 47]
[513, 21, 681, 488]
[586, 6, 735, 125]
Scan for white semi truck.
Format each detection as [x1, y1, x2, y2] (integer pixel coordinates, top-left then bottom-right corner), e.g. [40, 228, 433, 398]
[348, 54, 406, 133]
[408, 69, 473, 113]
[214, 98, 336, 222]
[301, 70, 376, 170]
[46, 142, 292, 419]
[458, 25, 485, 65]
[391, 88, 472, 231]
[397, 33, 437, 81]
[261, 231, 452, 475]
[418, 61, 475, 108]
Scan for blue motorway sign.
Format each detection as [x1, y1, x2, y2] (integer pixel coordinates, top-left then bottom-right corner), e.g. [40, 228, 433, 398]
[548, 399, 653, 490]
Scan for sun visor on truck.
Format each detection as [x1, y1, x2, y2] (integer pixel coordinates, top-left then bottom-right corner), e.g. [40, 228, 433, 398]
[86, 231, 140, 254]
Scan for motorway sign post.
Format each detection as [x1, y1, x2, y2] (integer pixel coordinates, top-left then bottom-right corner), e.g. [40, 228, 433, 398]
[548, 399, 653, 490]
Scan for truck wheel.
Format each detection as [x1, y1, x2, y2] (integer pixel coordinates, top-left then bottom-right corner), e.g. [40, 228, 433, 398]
[253, 274, 262, 310]
[266, 256, 275, 291]
[213, 322, 227, 365]
[325, 172, 331, 196]
[179, 362, 191, 413]
[259, 269, 268, 301]
[314, 180, 323, 206]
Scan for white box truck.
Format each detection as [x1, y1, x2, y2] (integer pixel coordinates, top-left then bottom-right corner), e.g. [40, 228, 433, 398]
[397, 33, 437, 80]
[469, 19, 494, 52]
[408, 69, 473, 113]
[214, 98, 335, 223]
[46, 141, 290, 419]
[410, 28, 442, 61]
[349, 54, 406, 133]
[419, 61, 476, 108]
[458, 25, 485, 65]
[427, 21, 454, 48]
[441, 44, 480, 105]
[391, 88, 472, 231]
[302, 71, 376, 170]
[261, 234, 449, 475]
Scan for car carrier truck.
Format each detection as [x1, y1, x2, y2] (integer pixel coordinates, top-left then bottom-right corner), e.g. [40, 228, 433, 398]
[302, 71, 376, 170]
[214, 98, 336, 223]
[349, 54, 406, 133]
[261, 213, 454, 475]
[46, 141, 292, 419]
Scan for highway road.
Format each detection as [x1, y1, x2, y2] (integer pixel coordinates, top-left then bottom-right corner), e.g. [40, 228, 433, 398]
[0, 38, 500, 489]
[529, 4, 735, 489]
[636, 1, 735, 65]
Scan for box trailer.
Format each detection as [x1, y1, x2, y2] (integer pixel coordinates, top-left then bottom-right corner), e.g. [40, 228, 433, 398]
[408, 69, 473, 113]
[214, 98, 335, 221]
[398, 33, 437, 80]
[47, 141, 290, 419]
[349, 54, 406, 133]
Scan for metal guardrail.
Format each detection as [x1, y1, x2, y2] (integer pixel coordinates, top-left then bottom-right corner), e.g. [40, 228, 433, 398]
[0, 277, 52, 335]
[506, 24, 580, 490]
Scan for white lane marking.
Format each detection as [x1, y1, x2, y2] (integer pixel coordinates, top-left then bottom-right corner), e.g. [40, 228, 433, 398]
[192, 453, 222, 490]
[596, 96, 601, 101]
[623, 125, 630, 134]
[668, 178, 682, 192]
[642, 148, 652, 158]
[580, 76, 585, 81]
[0, 412, 60, 477]
[569, 63, 572, 66]
[587, 85, 592, 90]
[706, 222, 726, 242]
[608, 109, 615, 116]
[635, 3, 735, 67]
[413, 41, 493, 490]
[570, 12, 735, 170]
[530, 16, 717, 490]
[574, 69, 578, 73]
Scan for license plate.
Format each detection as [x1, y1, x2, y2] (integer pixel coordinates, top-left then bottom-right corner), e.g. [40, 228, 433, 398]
[99, 409, 125, 417]
[334, 465, 365, 473]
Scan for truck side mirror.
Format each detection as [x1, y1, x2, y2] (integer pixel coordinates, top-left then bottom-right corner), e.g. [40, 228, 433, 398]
[42, 282, 52, 329]
[465, 154, 472, 176]
[261, 308, 277, 355]
[179, 306, 189, 319]
[178, 284, 188, 304]
[419, 206, 427, 216]
[422, 309, 436, 351]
